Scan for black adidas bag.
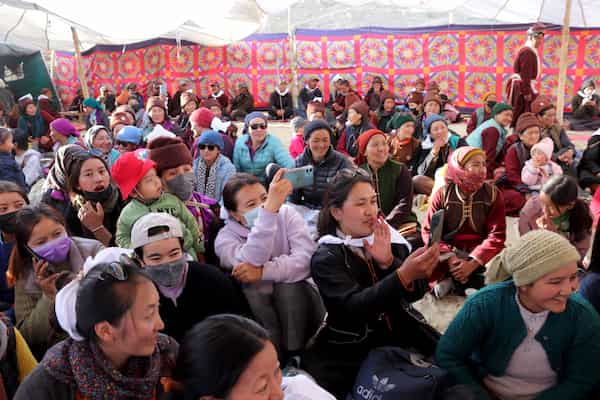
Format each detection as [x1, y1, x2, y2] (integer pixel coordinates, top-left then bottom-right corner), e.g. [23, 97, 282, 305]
[347, 347, 451, 400]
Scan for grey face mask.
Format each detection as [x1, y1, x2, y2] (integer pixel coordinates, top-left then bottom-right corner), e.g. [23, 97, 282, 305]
[166, 172, 195, 201]
[145, 257, 187, 288]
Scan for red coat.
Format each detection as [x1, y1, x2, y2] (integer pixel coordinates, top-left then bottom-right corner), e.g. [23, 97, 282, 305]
[504, 142, 528, 189]
[507, 46, 539, 126]
[466, 109, 490, 134]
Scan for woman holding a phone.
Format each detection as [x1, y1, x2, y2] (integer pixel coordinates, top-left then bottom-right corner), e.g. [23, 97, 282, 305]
[422, 146, 506, 297]
[7, 204, 104, 358]
[215, 171, 323, 355]
[303, 168, 440, 398]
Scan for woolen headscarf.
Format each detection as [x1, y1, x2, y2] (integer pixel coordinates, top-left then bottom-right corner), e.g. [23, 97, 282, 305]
[445, 146, 486, 193]
[356, 129, 386, 166]
[486, 230, 580, 286]
[45, 144, 87, 191]
[83, 98, 102, 110]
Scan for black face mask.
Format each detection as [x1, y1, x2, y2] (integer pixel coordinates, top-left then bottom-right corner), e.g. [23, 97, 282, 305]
[83, 185, 113, 204]
[0, 211, 18, 234]
[487, 101, 497, 109]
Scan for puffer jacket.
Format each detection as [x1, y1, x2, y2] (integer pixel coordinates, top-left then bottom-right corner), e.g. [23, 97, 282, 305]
[291, 147, 353, 209]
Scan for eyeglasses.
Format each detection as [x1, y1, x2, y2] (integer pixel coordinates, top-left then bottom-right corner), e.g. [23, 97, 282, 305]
[199, 144, 217, 151]
[250, 123, 267, 130]
[116, 140, 132, 147]
[98, 262, 127, 281]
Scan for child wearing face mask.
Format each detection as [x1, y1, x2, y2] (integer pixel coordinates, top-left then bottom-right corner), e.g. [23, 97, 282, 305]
[521, 137, 563, 192]
[148, 136, 221, 263]
[111, 149, 203, 260]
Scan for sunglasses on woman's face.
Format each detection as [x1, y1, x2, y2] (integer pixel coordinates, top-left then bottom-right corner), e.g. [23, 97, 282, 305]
[199, 144, 217, 151]
[116, 141, 132, 147]
[250, 123, 267, 130]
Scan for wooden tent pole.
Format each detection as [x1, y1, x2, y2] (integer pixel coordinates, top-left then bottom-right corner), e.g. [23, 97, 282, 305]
[70, 26, 89, 99]
[288, 5, 299, 110]
[555, 0, 572, 123]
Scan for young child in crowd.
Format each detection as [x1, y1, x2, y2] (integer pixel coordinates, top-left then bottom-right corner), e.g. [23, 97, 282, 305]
[0, 128, 26, 191]
[288, 116, 308, 158]
[521, 137, 563, 192]
[111, 149, 203, 259]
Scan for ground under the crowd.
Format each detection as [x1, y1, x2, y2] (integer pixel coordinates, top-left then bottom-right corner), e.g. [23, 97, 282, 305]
[263, 120, 595, 332]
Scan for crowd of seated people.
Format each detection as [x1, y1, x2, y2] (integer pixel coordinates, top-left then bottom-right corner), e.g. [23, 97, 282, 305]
[0, 68, 599, 400]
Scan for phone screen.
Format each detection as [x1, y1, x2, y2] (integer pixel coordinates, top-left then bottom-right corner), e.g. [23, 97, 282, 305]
[429, 209, 445, 244]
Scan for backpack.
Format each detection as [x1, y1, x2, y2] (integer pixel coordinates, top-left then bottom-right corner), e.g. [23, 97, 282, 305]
[347, 347, 451, 400]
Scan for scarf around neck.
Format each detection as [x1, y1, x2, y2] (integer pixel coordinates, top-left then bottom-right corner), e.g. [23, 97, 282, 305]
[211, 90, 224, 99]
[275, 87, 289, 97]
[41, 335, 177, 399]
[196, 157, 219, 199]
[318, 223, 411, 251]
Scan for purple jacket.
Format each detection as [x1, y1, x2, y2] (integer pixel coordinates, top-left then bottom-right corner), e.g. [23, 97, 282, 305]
[214, 205, 316, 283]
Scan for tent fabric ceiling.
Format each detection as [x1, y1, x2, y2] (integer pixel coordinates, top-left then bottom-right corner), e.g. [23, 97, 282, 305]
[1, 0, 598, 51]
[0, 0, 266, 51]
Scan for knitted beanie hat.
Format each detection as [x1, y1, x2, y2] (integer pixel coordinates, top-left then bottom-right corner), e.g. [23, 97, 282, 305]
[491, 103, 512, 117]
[424, 114, 447, 136]
[386, 112, 415, 132]
[406, 91, 424, 105]
[423, 92, 442, 108]
[303, 119, 333, 143]
[190, 107, 215, 129]
[111, 149, 156, 200]
[356, 129, 386, 165]
[349, 101, 369, 119]
[198, 130, 225, 150]
[485, 230, 580, 287]
[516, 112, 542, 134]
[146, 96, 165, 113]
[147, 136, 193, 174]
[531, 95, 554, 115]
[426, 81, 439, 91]
[531, 137, 554, 159]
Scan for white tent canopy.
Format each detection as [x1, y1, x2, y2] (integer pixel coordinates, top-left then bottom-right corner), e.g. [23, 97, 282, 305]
[2, 0, 599, 52]
[260, 0, 600, 32]
[1, 0, 266, 51]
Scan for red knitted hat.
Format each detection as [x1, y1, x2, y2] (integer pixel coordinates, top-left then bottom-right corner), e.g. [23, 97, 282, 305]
[190, 107, 215, 129]
[111, 149, 157, 200]
[356, 129, 386, 166]
[147, 137, 193, 174]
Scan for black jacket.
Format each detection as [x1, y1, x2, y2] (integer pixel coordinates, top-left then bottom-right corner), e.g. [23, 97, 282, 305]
[310, 242, 429, 345]
[269, 91, 293, 115]
[159, 261, 251, 342]
[578, 134, 600, 188]
[303, 242, 436, 398]
[0, 151, 26, 191]
[298, 87, 323, 110]
[291, 147, 353, 209]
